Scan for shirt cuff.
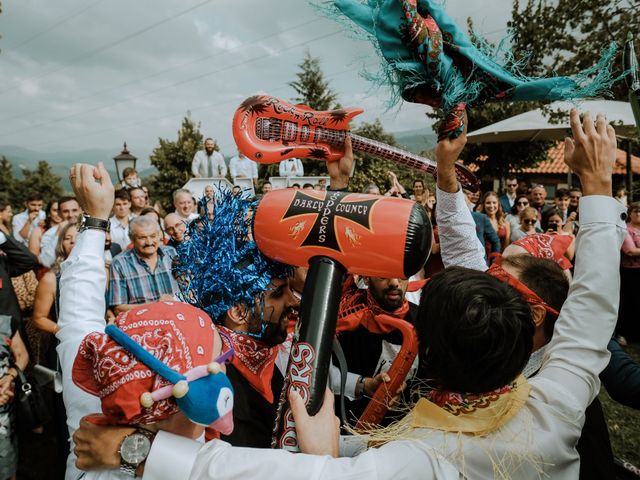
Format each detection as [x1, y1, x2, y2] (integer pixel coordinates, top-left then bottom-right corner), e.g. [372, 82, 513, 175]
[143, 431, 201, 480]
[578, 196, 627, 228]
[0, 231, 6, 245]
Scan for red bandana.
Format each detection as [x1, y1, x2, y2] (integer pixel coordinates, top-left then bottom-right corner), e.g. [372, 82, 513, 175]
[73, 301, 218, 425]
[512, 233, 573, 270]
[337, 276, 410, 334]
[219, 326, 278, 403]
[487, 263, 559, 316]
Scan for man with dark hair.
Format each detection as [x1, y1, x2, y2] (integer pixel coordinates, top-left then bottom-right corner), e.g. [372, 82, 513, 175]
[500, 175, 518, 213]
[554, 188, 571, 223]
[40, 196, 82, 267]
[128, 187, 147, 217]
[569, 186, 583, 212]
[192, 138, 227, 178]
[109, 189, 132, 251]
[261, 181, 272, 195]
[74, 111, 627, 480]
[12, 191, 44, 246]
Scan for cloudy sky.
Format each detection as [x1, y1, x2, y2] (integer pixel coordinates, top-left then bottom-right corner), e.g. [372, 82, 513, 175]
[0, 0, 511, 168]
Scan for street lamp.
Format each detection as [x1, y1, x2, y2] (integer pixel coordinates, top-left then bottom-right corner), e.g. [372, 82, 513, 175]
[113, 142, 137, 183]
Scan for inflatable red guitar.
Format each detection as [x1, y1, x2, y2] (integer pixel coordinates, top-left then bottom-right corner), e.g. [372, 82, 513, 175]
[232, 95, 480, 192]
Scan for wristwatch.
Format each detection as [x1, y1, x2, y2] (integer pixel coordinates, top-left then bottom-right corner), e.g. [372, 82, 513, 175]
[118, 428, 156, 477]
[78, 214, 109, 233]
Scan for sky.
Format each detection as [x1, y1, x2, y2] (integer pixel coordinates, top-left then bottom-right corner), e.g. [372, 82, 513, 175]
[0, 0, 511, 168]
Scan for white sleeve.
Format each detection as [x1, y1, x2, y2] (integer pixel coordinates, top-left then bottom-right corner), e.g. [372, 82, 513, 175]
[251, 160, 258, 179]
[217, 153, 227, 177]
[279, 161, 287, 177]
[40, 227, 58, 268]
[12, 213, 28, 242]
[532, 196, 626, 419]
[435, 186, 487, 271]
[192, 152, 201, 177]
[328, 362, 359, 400]
[145, 433, 453, 480]
[297, 159, 304, 176]
[56, 229, 106, 463]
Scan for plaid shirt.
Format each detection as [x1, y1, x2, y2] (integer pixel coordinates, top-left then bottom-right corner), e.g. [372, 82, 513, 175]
[108, 245, 178, 307]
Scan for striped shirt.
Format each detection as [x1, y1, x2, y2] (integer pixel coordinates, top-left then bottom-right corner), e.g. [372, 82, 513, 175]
[108, 245, 178, 307]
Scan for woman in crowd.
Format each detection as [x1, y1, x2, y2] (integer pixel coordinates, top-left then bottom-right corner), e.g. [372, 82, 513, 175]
[0, 202, 12, 234]
[541, 208, 565, 233]
[506, 194, 530, 233]
[28, 200, 62, 260]
[477, 191, 510, 251]
[31, 222, 78, 477]
[618, 202, 640, 343]
[511, 206, 541, 242]
[411, 179, 427, 201]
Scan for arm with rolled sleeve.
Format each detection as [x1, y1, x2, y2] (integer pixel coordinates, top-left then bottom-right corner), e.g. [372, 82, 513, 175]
[435, 186, 487, 272]
[56, 229, 107, 477]
[532, 196, 627, 419]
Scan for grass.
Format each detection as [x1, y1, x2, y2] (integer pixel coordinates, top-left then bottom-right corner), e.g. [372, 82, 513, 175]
[599, 342, 640, 468]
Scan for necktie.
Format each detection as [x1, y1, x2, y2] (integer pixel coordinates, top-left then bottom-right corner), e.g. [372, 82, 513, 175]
[208, 155, 213, 177]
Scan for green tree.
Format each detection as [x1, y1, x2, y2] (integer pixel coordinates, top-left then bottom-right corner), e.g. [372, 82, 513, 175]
[15, 160, 64, 206]
[0, 156, 18, 205]
[429, 0, 639, 179]
[148, 115, 205, 212]
[290, 50, 339, 111]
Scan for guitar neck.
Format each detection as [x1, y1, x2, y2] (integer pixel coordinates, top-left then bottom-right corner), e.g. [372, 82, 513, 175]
[349, 133, 437, 176]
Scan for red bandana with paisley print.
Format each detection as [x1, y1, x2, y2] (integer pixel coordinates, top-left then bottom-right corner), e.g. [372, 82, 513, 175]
[219, 326, 278, 403]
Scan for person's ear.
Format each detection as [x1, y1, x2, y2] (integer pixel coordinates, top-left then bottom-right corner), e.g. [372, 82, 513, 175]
[530, 304, 546, 329]
[226, 303, 249, 326]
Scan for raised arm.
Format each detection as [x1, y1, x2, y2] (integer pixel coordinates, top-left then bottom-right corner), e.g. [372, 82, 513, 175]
[534, 111, 626, 415]
[57, 162, 114, 451]
[434, 113, 487, 271]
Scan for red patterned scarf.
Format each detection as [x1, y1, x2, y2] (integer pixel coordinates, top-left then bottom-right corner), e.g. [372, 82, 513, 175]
[337, 276, 410, 334]
[219, 326, 278, 403]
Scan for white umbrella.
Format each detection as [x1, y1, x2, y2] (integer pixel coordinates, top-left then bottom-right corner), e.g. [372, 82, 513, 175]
[467, 100, 637, 144]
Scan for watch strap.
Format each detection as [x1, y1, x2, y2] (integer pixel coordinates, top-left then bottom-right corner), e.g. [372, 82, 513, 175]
[119, 428, 156, 477]
[80, 215, 109, 232]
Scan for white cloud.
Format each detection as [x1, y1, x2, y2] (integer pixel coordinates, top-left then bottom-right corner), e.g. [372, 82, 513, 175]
[19, 79, 40, 97]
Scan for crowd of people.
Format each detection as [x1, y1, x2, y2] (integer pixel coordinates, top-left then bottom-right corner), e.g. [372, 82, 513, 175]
[0, 111, 638, 480]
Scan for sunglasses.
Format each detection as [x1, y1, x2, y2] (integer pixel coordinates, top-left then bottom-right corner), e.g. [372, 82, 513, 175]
[516, 201, 529, 206]
[523, 219, 537, 225]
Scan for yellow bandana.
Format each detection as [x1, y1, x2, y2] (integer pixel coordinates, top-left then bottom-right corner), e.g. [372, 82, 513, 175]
[411, 375, 531, 436]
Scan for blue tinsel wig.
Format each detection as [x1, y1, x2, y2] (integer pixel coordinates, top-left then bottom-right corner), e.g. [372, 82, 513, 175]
[174, 190, 292, 328]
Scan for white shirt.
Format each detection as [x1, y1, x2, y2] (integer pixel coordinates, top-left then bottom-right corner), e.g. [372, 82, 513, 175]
[228, 155, 258, 180]
[56, 229, 107, 480]
[144, 193, 626, 480]
[40, 224, 61, 268]
[109, 216, 131, 251]
[12, 209, 45, 245]
[279, 158, 304, 177]
[192, 150, 227, 178]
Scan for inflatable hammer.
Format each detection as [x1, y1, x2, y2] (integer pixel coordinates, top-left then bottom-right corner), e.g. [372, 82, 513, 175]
[253, 189, 431, 451]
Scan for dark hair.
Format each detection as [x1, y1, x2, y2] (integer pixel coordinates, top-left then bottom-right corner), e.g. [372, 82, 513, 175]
[413, 179, 425, 189]
[57, 196, 77, 209]
[506, 175, 518, 182]
[26, 192, 43, 202]
[627, 202, 640, 222]
[44, 200, 58, 230]
[511, 194, 530, 215]
[291, 183, 300, 188]
[501, 255, 569, 341]
[541, 208, 563, 231]
[114, 189, 131, 201]
[554, 188, 570, 199]
[302, 183, 314, 189]
[122, 167, 137, 178]
[417, 266, 534, 393]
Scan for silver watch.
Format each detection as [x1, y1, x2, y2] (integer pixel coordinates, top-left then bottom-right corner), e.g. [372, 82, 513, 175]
[118, 428, 155, 477]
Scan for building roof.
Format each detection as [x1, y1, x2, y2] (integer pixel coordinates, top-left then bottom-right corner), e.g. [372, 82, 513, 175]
[467, 143, 640, 175]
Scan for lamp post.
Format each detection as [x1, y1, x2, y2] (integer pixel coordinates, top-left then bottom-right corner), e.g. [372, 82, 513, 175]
[113, 142, 137, 184]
